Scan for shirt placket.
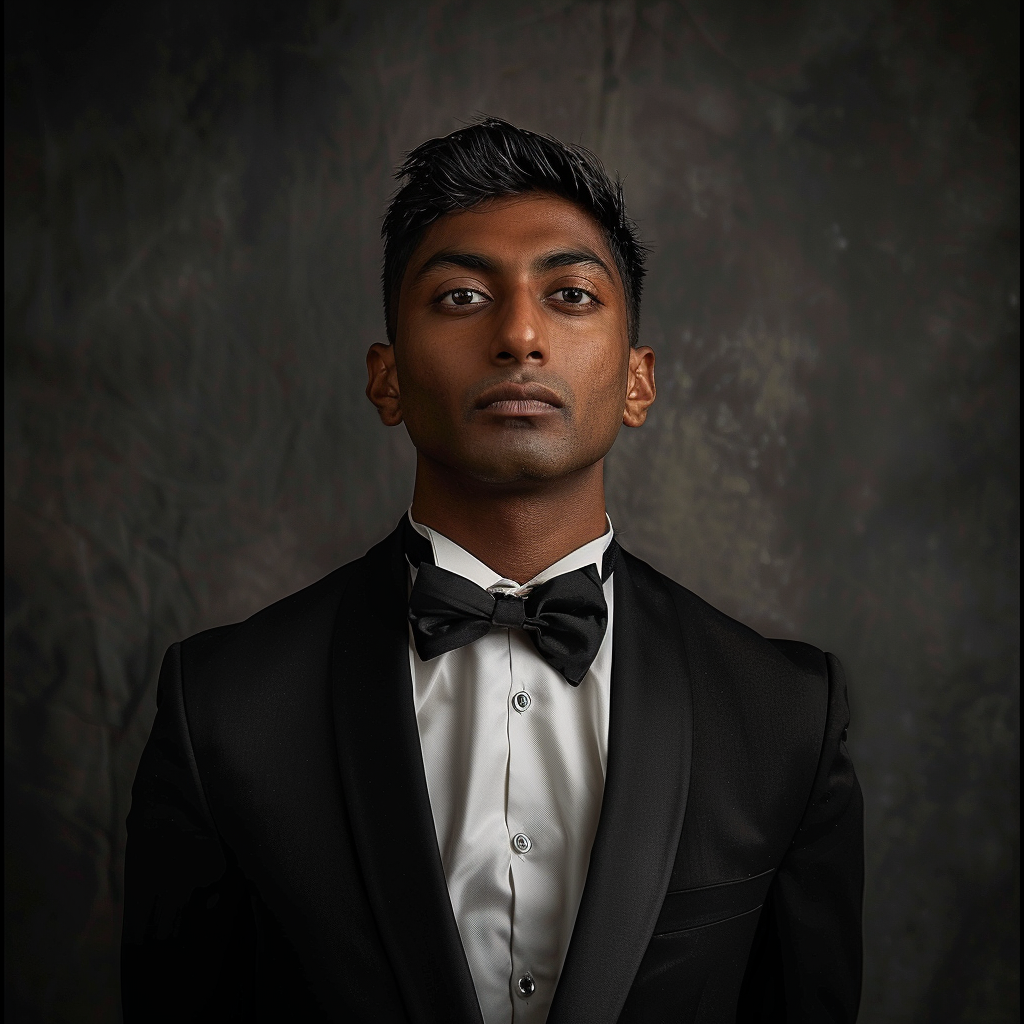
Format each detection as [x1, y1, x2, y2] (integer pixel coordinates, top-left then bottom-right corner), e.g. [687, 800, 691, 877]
[505, 628, 560, 1022]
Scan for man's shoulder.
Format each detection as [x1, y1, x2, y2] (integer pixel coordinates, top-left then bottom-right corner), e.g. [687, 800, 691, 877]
[618, 546, 829, 686]
[619, 547, 833, 777]
[176, 532, 393, 690]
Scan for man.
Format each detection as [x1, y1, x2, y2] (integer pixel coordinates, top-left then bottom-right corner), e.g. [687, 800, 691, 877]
[122, 118, 863, 1023]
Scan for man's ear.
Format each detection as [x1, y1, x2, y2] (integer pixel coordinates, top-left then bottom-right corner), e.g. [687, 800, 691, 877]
[366, 342, 403, 426]
[623, 346, 656, 428]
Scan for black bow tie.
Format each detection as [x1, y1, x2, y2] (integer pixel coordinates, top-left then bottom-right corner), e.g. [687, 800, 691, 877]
[403, 518, 617, 685]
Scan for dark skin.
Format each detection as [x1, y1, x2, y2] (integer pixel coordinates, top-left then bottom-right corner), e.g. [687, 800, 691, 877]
[366, 193, 656, 584]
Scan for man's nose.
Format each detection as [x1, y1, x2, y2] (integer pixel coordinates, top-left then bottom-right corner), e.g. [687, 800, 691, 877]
[489, 288, 548, 365]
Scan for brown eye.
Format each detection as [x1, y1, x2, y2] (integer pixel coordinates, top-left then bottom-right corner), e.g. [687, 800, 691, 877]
[440, 288, 488, 307]
[556, 287, 593, 305]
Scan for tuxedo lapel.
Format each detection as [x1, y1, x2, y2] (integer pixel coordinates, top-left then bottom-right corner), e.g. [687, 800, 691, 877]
[332, 525, 483, 1024]
[547, 550, 694, 1024]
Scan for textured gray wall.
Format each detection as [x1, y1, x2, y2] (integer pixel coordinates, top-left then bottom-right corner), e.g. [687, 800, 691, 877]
[4, 1, 1019, 1021]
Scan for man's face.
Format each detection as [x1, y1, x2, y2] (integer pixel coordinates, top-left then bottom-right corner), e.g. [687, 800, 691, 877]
[368, 193, 654, 487]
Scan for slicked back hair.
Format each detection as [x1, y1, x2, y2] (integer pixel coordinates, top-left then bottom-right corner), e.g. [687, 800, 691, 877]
[381, 118, 647, 347]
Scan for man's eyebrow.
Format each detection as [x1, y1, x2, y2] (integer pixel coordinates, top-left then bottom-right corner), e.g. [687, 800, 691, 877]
[414, 251, 499, 280]
[533, 248, 614, 278]
[414, 247, 615, 283]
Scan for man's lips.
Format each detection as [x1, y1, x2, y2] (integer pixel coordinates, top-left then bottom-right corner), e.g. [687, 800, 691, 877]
[473, 382, 565, 417]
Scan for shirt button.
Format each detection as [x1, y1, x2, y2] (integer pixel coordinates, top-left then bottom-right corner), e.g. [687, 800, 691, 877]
[512, 832, 532, 854]
[515, 973, 535, 998]
[512, 691, 531, 713]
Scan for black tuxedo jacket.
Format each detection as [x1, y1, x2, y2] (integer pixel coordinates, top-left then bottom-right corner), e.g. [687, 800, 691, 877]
[122, 522, 863, 1023]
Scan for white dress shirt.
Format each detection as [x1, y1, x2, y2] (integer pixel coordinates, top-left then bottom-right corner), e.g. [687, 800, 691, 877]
[407, 512, 615, 1024]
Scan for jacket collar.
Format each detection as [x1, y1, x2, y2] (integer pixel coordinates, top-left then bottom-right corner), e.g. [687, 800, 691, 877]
[331, 523, 483, 1024]
[547, 549, 694, 1024]
[332, 524, 692, 1024]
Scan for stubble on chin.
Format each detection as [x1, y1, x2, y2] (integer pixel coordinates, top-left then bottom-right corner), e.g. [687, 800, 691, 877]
[457, 424, 603, 486]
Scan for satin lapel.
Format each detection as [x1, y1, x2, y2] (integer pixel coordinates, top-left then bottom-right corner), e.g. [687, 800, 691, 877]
[332, 525, 483, 1024]
[547, 551, 694, 1024]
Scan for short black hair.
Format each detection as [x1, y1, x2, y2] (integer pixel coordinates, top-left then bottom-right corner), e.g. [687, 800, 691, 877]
[381, 117, 647, 346]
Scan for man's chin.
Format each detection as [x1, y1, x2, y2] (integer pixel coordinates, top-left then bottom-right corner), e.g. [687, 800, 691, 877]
[459, 444, 591, 487]
[415, 429, 603, 487]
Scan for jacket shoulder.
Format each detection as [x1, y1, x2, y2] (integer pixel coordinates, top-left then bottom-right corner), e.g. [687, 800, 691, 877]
[173, 531, 401, 727]
[619, 547, 828, 685]
[178, 559, 360, 674]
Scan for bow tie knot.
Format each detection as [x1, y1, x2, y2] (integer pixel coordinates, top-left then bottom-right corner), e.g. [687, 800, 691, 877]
[490, 593, 529, 629]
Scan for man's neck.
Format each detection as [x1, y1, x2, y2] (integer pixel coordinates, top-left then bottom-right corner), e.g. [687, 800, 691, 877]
[410, 455, 609, 584]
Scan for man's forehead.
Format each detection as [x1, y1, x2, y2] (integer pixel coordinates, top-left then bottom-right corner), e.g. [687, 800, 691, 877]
[414, 194, 615, 263]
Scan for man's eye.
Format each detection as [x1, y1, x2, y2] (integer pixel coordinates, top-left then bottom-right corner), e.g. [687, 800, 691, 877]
[554, 287, 594, 305]
[440, 289, 488, 306]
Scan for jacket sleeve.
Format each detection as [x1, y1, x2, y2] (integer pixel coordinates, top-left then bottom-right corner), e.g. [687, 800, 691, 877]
[121, 642, 256, 1023]
[742, 652, 865, 1022]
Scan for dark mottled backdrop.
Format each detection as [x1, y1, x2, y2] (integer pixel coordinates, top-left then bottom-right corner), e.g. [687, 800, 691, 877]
[4, 0, 1018, 1020]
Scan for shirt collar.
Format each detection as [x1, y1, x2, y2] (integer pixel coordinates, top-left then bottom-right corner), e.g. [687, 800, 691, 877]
[407, 510, 615, 594]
